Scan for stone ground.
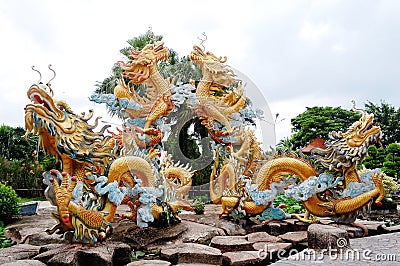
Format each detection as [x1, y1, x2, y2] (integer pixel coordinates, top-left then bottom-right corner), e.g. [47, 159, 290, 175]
[270, 232, 400, 266]
[1, 202, 399, 266]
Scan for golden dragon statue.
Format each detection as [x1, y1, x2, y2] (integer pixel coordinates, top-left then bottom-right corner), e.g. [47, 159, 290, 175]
[25, 43, 194, 244]
[189, 43, 385, 226]
[25, 37, 386, 244]
[216, 102, 385, 224]
[118, 41, 174, 134]
[189, 45, 246, 136]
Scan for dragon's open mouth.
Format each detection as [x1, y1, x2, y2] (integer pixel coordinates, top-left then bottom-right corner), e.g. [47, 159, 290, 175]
[193, 45, 205, 56]
[190, 45, 205, 62]
[26, 84, 63, 116]
[360, 121, 377, 135]
[153, 41, 165, 53]
[30, 91, 54, 112]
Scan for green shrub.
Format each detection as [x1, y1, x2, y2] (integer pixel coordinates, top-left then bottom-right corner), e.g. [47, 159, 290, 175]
[0, 183, 20, 224]
[193, 196, 206, 214]
[0, 221, 13, 248]
[273, 194, 305, 214]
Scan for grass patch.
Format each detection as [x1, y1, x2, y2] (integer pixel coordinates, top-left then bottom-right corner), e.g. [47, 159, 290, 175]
[19, 197, 46, 203]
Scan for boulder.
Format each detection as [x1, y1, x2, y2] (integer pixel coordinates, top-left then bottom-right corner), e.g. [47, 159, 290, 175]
[210, 236, 253, 253]
[0, 244, 41, 264]
[179, 206, 246, 236]
[307, 224, 349, 251]
[109, 220, 188, 249]
[331, 223, 364, 238]
[222, 250, 265, 266]
[264, 222, 289, 236]
[246, 231, 282, 243]
[127, 260, 171, 265]
[1, 260, 46, 266]
[380, 224, 400, 233]
[252, 242, 293, 254]
[33, 242, 131, 266]
[279, 231, 307, 243]
[356, 220, 386, 235]
[5, 207, 69, 245]
[181, 220, 225, 244]
[161, 243, 222, 265]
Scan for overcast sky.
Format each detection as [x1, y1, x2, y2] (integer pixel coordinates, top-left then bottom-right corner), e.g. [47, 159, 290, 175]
[1, 0, 400, 148]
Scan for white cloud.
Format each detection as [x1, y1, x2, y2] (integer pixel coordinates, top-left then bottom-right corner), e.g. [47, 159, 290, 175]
[1, 0, 400, 147]
[299, 21, 331, 44]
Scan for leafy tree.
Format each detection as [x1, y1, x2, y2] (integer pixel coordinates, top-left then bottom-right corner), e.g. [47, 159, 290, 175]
[0, 125, 56, 193]
[289, 106, 360, 150]
[0, 125, 37, 160]
[382, 143, 400, 180]
[163, 105, 213, 186]
[94, 30, 200, 116]
[365, 101, 400, 147]
[362, 145, 386, 169]
[95, 31, 207, 186]
[94, 31, 165, 96]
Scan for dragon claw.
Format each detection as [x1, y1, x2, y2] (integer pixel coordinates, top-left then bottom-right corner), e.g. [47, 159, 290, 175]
[372, 172, 385, 203]
[317, 202, 335, 212]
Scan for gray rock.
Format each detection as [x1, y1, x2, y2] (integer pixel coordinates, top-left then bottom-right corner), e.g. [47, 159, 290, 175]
[252, 242, 293, 253]
[246, 231, 282, 243]
[109, 220, 188, 249]
[307, 224, 349, 251]
[33, 242, 131, 266]
[380, 224, 400, 233]
[127, 260, 171, 265]
[222, 250, 265, 266]
[279, 231, 307, 243]
[181, 220, 225, 244]
[179, 206, 246, 236]
[265, 222, 289, 236]
[355, 219, 386, 235]
[176, 264, 219, 266]
[5, 207, 68, 245]
[1, 260, 46, 266]
[210, 235, 253, 253]
[331, 223, 364, 238]
[161, 243, 222, 265]
[0, 244, 41, 264]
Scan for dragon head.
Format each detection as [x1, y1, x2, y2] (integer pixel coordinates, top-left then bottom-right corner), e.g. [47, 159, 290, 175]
[339, 101, 382, 148]
[312, 101, 382, 172]
[120, 41, 170, 84]
[190, 45, 237, 89]
[24, 79, 112, 167]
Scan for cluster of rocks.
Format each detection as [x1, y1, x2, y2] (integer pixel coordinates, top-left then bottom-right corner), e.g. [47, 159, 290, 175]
[1, 204, 399, 266]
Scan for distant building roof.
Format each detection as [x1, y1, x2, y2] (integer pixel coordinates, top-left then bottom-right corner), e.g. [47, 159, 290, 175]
[302, 137, 326, 153]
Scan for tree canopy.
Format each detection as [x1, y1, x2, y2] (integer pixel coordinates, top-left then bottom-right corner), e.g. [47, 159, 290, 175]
[289, 106, 360, 149]
[364, 100, 400, 147]
[95, 31, 209, 185]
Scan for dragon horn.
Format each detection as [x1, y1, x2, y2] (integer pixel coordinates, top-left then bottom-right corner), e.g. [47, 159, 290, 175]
[31, 65, 42, 83]
[47, 64, 56, 85]
[197, 32, 207, 51]
[351, 100, 366, 116]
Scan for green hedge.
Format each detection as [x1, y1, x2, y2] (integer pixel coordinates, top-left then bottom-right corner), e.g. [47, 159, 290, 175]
[0, 183, 20, 224]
